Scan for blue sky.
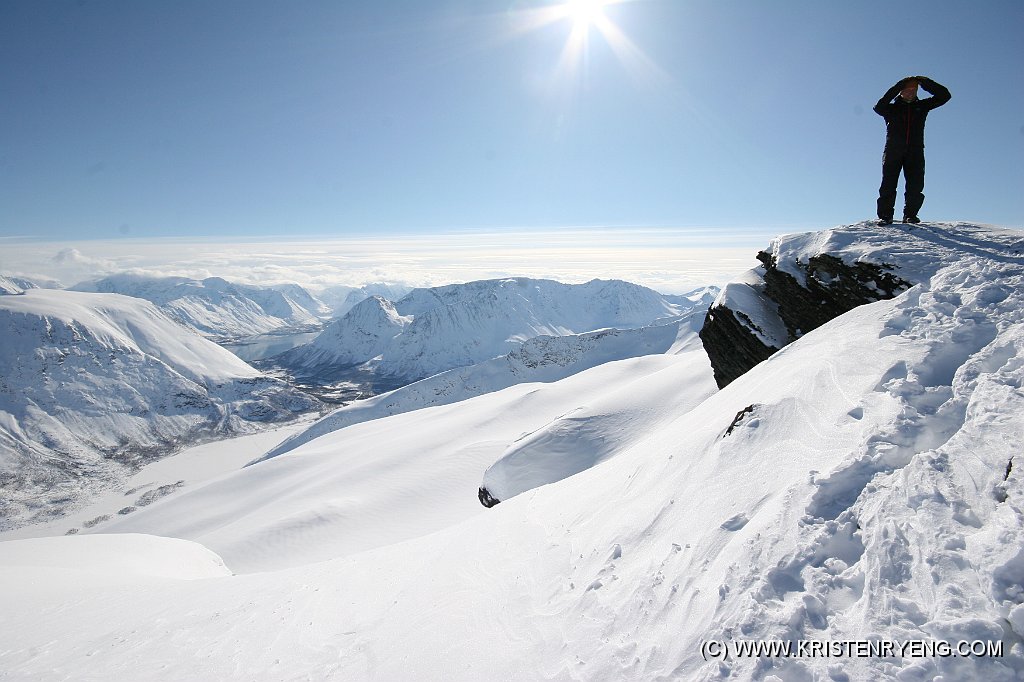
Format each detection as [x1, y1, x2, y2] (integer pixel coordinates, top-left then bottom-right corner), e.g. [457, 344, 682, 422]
[1, 0, 1022, 242]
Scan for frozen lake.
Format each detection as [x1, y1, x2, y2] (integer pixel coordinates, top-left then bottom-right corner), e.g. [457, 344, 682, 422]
[221, 329, 322, 362]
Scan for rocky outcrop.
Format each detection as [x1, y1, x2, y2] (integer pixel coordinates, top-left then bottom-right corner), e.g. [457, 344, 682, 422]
[700, 303, 780, 389]
[700, 248, 911, 388]
[756, 251, 909, 342]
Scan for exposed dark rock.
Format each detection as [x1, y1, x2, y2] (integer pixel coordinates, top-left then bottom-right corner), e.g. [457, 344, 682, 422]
[756, 251, 910, 343]
[700, 306, 780, 389]
[725, 405, 758, 437]
[478, 486, 500, 508]
[700, 250, 912, 388]
[135, 480, 186, 507]
[82, 514, 111, 528]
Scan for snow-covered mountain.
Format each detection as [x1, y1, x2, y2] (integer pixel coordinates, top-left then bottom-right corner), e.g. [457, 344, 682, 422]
[0, 289, 319, 530]
[274, 295, 412, 380]
[1, 222, 1022, 681]
[0, 274, 42, 295]
[276, 277, 699, 383]
[71, 273, 331, 340]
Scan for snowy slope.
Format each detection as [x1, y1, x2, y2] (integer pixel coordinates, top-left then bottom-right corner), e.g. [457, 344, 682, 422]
[261, 306, 707, 462]
[1, 223, 1022, 681]
[0, 289, 319, 530]
[72, 273, 330, 340]
[92, 338, 716, 573]
[0, 534, 231, 581]
[277, 277, 695, 382]
[479, 322, 712, 505]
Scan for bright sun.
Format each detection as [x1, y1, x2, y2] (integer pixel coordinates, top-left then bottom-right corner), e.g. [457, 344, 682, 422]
[506, 0, 667, 93]
[564, 0, 608, 27]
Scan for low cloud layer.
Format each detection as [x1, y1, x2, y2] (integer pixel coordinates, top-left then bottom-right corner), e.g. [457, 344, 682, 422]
[1, 228, 773, 295]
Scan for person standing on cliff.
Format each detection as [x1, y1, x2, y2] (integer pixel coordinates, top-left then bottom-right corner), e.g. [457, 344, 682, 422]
[874, 75, 951, 225]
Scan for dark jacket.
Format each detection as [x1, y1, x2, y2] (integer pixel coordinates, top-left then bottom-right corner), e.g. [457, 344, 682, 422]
[873, 77, 951, 149]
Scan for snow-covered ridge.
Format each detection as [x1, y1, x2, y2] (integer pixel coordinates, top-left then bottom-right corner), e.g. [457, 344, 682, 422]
[701, 221, 1024, 386]
[274, 295, 412, 379]
[259, 306, 708, 462]
[277, 277, 701, 383]
[71, 273, 331, 340]
[0, 289, 319, 530]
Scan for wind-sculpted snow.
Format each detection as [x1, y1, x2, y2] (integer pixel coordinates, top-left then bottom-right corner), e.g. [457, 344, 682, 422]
[277, 277, 699, 383]
[260, 308, 706, 462]
[0, 534, 231, 580]
[0, 289, 319, 530]
[697, 255, 1024, 681]
[479, 326, 716, 504]
[2, 223, 1022, 682]
[96, 349, 715, 573]
[72, 273, 330, 340]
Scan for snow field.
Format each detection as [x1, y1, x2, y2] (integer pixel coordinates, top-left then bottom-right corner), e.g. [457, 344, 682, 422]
[0, 222, 1021, 681]
[94, 343, 716, 574]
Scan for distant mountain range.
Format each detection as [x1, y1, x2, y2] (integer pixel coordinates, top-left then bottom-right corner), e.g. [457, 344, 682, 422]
[316, 283, 412, 317]
[274, 277, 713, 385]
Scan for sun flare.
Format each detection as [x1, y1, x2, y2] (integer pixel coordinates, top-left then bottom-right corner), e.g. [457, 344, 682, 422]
[564, 0, 608, 27]
[502, 0, 669, 95]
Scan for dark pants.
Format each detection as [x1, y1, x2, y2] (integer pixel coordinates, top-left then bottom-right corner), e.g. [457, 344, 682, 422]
[877, 146, 925, 221]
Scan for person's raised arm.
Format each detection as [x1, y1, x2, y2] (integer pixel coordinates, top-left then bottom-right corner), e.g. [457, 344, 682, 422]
[873, 79, 906, 116]
[914, 76, 951, 110]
